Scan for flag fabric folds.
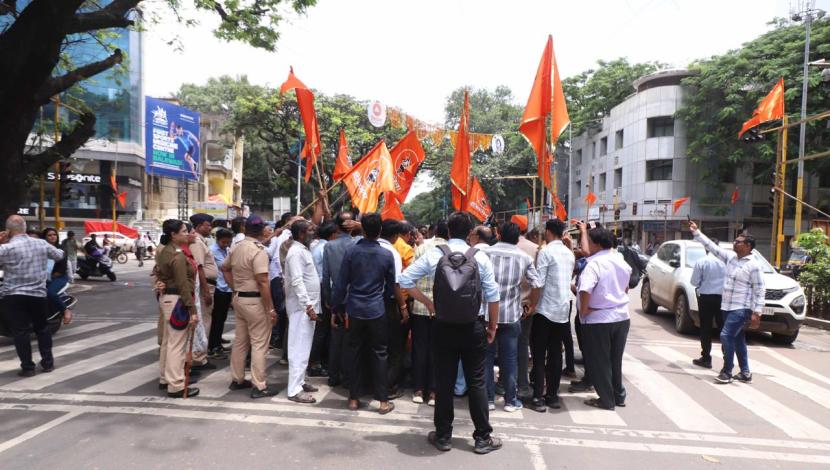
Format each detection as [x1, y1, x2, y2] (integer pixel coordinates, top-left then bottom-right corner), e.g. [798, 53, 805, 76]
[343, 140, 396, 214]
[280, 67, 322, 182]
[672, 197, 689, 215]
[381, 194, 405, 221]
[109, 175, 127, 208]
[738, 77, 785, 138]
[731, 187, 740, 205]
[464, 177, 492, 222]
[553, 193, 567, 221]
[585, 191, 597, 207]
[333, 129, 352, 182]
[389, 131, 426, 204]
[450, 91, 471, 211]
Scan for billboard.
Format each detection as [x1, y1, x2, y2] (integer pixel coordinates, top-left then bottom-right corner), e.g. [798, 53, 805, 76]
[145, 97, 200, 181]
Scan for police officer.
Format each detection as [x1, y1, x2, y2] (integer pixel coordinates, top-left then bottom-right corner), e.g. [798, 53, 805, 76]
[156, 219, 200, 398]
[221, 215, 279, 398]
[190, 213, 221, 366]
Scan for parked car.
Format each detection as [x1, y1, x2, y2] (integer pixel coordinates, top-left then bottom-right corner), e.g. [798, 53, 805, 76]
[641, 240, 806, 344]
[82, 231, 136, 252]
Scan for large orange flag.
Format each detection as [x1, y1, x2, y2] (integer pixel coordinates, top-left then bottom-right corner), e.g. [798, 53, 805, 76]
[738, 77, 784, 138]
[333, 129, 352, 182]
[672, 197, 689, 215]
[450, 91, 471, 211]
[381, 194, 405, 221]
[343, 140, 396, 214]
[463, 177, 492, 222]
[280, 67, 321, 182]
[520, 35, 570, 190]
[389, 131, 426, 203]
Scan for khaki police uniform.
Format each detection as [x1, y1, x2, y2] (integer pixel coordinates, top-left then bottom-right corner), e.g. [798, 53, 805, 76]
[224, 236, 271, 390]
[155, 244, 196, 393]
[152, 243, 167, 345]
[191, 233, 218, 364]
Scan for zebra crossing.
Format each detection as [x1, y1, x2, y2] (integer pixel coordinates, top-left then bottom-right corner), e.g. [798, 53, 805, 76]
[1, 320, 829, 449]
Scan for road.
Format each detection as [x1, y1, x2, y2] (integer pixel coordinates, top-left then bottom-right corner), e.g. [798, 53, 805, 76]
[1, 259, 830, 469]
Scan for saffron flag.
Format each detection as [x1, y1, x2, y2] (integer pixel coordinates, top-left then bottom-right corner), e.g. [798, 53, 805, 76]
[381, 194, 405, 221]
[464, 177, 492, 222]
[672, 197, 689, 215]
[389, 131, 426, 203]
[585, 191, 597, 207]
[553, 193, 567, 221]
[109, 175, 127, 208]
[280, 67, 321, 182]
[343, 140, 396, 214]
[450, 91, 471, 211]
[731, 187, 740, 205]
[525, 197, 532, 213]
[333, 129, 352, 182]
[738, 77, 785, 138]
[520, 35, 570, 191]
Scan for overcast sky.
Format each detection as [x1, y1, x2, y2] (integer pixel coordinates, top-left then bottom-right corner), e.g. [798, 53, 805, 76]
[143, 0, 828, 200]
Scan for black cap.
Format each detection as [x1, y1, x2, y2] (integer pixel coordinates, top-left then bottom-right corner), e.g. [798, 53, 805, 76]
[190, 213, 214, 226]
[245, 215, 266, 231]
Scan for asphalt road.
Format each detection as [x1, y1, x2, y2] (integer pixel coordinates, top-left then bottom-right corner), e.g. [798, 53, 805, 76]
[1, 258, 830, 469]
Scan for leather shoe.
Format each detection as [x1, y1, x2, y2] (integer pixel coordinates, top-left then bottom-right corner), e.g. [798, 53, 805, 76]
[251, 386, 279, 399]
[168, 387, 199, 398]
[229, 379, 253, 390]
[302, 383, 319, 393]
[18, 369, 36, 377]
[545, 396, 561, 409]
[428, 431, 452, 452]
[41, 364, 54, 373]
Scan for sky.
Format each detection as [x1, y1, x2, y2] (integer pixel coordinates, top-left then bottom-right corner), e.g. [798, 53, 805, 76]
[143, 0, 828, 200]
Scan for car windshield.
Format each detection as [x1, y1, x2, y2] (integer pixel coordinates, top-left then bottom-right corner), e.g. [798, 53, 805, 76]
[685, 246, 706, 268]
[749, 251, 776, 274]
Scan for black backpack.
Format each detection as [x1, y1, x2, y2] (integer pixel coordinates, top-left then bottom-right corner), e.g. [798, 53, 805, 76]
[432, 245, 482, 323]
[620, 246, 643, 289]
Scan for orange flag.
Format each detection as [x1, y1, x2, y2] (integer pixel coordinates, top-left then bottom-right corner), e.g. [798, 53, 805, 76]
[280, 68, 321, 182]
[463, 177, 492, 222]
[520, 35, 570, 191]
[738, 77, 784, 138]
[109, 175, 127, 208]
[731, 187, 740, 205]
[333, 129, 352, 182]
[450, 91, 471, 211]
[672, 197, 689, 215]
[343, 140, 396, 214]
[553, 193, 567, 221]
[381, 194, 405, 221]
[389, 131, 426, 203]
[585, 191, 597, 207]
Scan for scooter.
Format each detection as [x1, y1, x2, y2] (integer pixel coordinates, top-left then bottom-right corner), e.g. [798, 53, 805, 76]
[0, 281, 77, 337]
[76, 253, 117, 281]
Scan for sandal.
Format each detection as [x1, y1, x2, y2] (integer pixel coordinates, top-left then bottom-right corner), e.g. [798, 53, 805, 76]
[584, 398, 613, 410]
[288, 392, 316, 404]
[302, 383, 319, 393]
[378, 401, 395, 415]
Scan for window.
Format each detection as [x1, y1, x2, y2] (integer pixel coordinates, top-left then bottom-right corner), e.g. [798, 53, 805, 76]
[657, 243, 680, 263]
[647, 116, 675, 138]
[600, 137, 608, 156]
[615, 129, 624, 149]
[614, 168, 623, 189]
[646, 159, 673, 181]
[599, 173, 607, 192]
[575, 149, 582, 165]
[575, 180, 581, 197]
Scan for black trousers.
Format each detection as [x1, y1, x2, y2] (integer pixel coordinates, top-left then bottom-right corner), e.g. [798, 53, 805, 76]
[581, 319, 630, 409]
[269, 277, 288, 359]
[385, 299, 403, 392]
[309, 290, 330, 367]
[563, 303, 575, 372]
[346, 316, 388, 401]
[2, 295, 53, 371]
[574, 313, 591, 385]
[517, 315, 532, 392]
[328, 311, 348, 385]
[697, 294, 723, 359]
[530, 315, 569, 399]
[433, 320, 492, 440]
[208, 290, 233, 350]
[410, 314, 435, 393]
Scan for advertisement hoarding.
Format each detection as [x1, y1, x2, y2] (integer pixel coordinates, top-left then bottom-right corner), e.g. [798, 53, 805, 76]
[145, 97, 201, 181]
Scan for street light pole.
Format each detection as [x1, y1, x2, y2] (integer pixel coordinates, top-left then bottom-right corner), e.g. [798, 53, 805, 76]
[794, 8, 812, 236]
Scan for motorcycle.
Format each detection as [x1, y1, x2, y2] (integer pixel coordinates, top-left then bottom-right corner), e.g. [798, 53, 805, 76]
[108, 245, 129, 264]
[0, 281, 76, 337]
[76, 253, 117, 281]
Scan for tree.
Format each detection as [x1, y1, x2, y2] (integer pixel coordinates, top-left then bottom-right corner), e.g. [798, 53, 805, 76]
[0, 0, 317, 220]
[796, 228, 830, 318]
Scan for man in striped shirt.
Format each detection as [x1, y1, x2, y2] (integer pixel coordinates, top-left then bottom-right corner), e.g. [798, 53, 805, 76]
[690, 221, 765, 384]
[482, 222, 541, 412]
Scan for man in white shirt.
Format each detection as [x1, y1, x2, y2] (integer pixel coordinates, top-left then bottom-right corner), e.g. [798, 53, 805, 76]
[528, 219, 575, 412]
[282, 219, 321, 404]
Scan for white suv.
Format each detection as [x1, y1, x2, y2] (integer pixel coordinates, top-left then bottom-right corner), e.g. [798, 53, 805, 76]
[640, 240, 806, 344]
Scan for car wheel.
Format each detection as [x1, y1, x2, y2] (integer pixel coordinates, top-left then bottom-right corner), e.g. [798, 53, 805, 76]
[79, 272, 89, 280]
[772, 330, 799, 345]
[641, 279, 658, 314]
[674, 292, 696, 335]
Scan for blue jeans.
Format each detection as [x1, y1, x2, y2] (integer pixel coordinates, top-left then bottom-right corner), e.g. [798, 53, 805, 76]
[485, 321, 521, 406]
[454, 360, 467, 395]
[46, 275, 70, 313]
[720, 309, 751, 375]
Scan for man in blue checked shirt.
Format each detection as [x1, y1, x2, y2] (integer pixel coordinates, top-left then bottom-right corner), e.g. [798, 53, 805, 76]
[400, 211, 502, 455]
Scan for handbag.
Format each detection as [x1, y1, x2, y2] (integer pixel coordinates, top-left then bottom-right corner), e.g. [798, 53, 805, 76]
[169, 299, 189, 330]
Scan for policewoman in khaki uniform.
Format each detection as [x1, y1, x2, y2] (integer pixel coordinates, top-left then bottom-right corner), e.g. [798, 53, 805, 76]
[189, 213, 220, 366]
[221, 216, 278, 398]
[156, 219, 200, 398]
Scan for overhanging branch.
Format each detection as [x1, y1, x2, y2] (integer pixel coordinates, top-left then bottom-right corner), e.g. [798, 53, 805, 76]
[66, 0, 139, 34]
[25, 112, 96, 174]
[34, 49, 122, 105]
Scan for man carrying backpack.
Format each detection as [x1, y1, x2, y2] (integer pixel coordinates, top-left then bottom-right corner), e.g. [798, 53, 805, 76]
[400, 211, 502, 455]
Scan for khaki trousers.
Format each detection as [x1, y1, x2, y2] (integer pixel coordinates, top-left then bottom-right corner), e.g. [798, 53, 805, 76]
[230, 295, 272, 390]
[158, 294, 188, 392]
[193, 283, 215, 365]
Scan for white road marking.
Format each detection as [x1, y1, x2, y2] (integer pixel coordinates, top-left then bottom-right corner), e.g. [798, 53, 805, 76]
[0, 322, 114, 354]
[761, 347, 830, 387]
[3, 402, 830, 465]
[623, 353, 734, 434]
[525, 442, 547, 470]
[649, 346, 830, 441]
[193, 366, 233, 398]
[561, 395, 626, 427]
[0, 411, 82, 454]
[3, 338, 158, 391]
[80, 363, 159, 394]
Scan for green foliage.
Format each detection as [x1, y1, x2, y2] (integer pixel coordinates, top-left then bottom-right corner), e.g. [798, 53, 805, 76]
[402, 190, 446, 227]
[676, 18, 830, 182]
[796, 228, 830, 309]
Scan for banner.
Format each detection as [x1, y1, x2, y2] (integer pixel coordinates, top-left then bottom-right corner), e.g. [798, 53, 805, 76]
[464, 177, 492, 222]
[145, 97, 201, 181]
[343, 141, 396, 214]
[389, 131, 426, 203]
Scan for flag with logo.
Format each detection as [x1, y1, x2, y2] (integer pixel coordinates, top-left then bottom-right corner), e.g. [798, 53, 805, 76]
[389, 131, 426, 203]
[333, 129, 352, 182]
[463, 177, 492, 222]
[343, 140, 396, 214]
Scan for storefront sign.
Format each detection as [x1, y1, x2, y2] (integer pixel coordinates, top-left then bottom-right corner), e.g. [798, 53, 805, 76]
[46, 172, 101, 184]
[145, 97, 201, 181]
